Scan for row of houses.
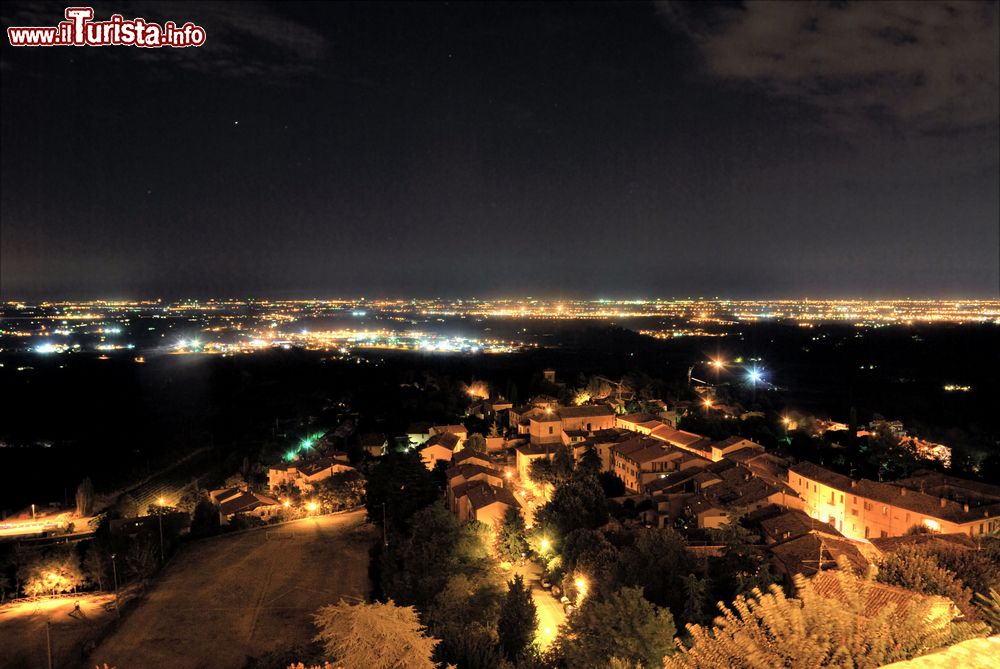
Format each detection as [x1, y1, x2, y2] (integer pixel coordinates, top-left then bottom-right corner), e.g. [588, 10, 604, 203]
[788, 462, 1000, 541]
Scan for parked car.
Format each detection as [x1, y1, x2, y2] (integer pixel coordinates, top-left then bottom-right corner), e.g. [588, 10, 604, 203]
[541, 577, 551, 589]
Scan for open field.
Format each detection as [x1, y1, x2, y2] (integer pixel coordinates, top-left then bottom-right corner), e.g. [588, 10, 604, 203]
[0, 592, 118, 669]
[88, 510, 374, 669]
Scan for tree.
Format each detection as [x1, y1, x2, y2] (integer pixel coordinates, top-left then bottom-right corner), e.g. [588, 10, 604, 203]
[317, 470, 366, 511]
[498, 575, 538, 662]
[551, 444, 575, 481]
[313, 599, 439, 669]
[190, 497, 221, 537]
[124, 535, 158, 581]
[557, 586, 676, 669]
[919, 543, 1000, 596]
[598, 471, 626, 498]
[365, 450, 440, 532]
[465, 433, 488, 454]
[495, 506, 529, 563]
[617, 527, 694, 613]
[427, 573, 504, 669]
[533, 475, 609, 544]
[876, 545, 974, 616]
[528, 458, 557, 486]
[665, 568, 988, 669]
[384, 505, 495, 608]
[18, 547, 86, 597]
[681, 573, 708, 627]
[705, 512, 774, 605]
[82, 542, 111, 591]
[75, 477, 95, 516]
[562, 529, 618, 593]
[578, 445, 602, 476]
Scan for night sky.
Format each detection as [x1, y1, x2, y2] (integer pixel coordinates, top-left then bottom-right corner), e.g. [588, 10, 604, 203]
[2, 1, 997, 299]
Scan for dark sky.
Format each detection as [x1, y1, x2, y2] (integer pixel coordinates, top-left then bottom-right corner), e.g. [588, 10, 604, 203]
[2, 1, 998, 299]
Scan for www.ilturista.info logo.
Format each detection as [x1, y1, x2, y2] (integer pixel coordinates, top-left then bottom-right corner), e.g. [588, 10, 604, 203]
[7, 7, 206, 48]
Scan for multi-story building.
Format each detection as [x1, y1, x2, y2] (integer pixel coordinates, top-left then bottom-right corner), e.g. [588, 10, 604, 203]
[789, 461, 1000, 540]
[611, 435, 710, 493]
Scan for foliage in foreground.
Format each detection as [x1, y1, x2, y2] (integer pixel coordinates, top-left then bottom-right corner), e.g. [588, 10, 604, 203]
[875, 545, 974, 616]
[975, 588, 1000, 632]
[312, 599, 439, 669]
[664, 568, 989, 669]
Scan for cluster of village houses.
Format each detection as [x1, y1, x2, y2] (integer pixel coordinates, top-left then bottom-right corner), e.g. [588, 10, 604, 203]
[407, 393, 1000, 583]
[203, 375, 999, 588]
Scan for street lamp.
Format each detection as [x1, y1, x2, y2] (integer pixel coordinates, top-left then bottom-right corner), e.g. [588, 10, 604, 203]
[110, 552, 120, 618]
[574, 576, 588, 602]
[540, 538, 550, 553]
[156, 498, 165, 563]
[747, 366, 763, 402]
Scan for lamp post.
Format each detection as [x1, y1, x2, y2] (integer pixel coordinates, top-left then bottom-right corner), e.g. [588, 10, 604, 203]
[110, 552, 120, 618]
[156, 498, 166, 563]
[381, 502, 388, 548]
[45, 621, 53, 669]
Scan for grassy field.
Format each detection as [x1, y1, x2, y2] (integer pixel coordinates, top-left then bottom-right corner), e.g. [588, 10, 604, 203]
[0, 592, 118, 669]
[88, 510, 374, 669]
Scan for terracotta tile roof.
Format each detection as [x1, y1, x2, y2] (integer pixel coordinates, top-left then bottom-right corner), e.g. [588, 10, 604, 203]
[299, 457, 353, 478]
[432, 424, 467, 434]
[770, 533, 871, 576]
[446, 463, 503, 484]
[870, 532, 979, 553]
[218, 491, 280, 516]
[617, 413, 658, 425]
[451, 450, 492, 466]
[466, 482, 520, 510]
[789, 461, 855, 490]
[759, 508, 842, 542]
[556, 404, 614, 419]
[422, 432, 460, 450]
[808, 570, 949, 620]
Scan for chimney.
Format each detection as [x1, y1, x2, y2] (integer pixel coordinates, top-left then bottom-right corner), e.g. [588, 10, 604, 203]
[851, 480, 857, 488]
[900, 488, 907, 496]
[940, 497, 947, 508]
[963, 503, 970, 512]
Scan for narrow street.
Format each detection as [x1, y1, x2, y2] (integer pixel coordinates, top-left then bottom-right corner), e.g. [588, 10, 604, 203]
[512, 559, 566, 649]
